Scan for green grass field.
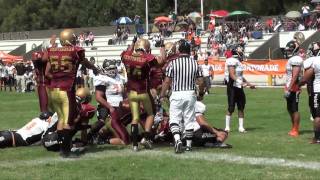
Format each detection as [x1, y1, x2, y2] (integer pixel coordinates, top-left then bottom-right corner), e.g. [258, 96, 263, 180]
[0, 87, 320, 180]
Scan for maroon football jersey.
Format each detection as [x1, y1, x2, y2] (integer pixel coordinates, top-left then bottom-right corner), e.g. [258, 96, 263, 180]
[32, 51, 49, 85]
[150, 66, 163, 89]
[79, 103, 96, 121]
[122, 50, 156, 93]
[47, 46, 84, 91]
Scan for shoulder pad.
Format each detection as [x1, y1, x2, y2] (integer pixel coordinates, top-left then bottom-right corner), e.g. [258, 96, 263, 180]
[195, 101, 206, 115]
[289, 56, 303, 66]
[226, 57, 238, 66]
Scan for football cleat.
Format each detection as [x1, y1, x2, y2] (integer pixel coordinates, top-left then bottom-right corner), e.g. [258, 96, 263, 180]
[140, 138, 153, 150]
[288, 130, 299, 137]
[310, 115, 314, 122]
[224, 127, 230, 132]
[185, 146, 192, 152]
[310, 138, 320, 144]
[238, 127, 246, 133]
[174, 140, 183, 154]
[132, 145, 139, 152]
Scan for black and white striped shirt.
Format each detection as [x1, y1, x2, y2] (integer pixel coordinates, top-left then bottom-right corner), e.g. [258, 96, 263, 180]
[165, 55, 202, 91]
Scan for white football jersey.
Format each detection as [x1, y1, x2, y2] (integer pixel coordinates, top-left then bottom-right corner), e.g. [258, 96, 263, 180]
[225, 57, 243, 88]
[303, 57, 317, 70]
[93, 74, 125, 107]
[312, 59, 320, 93]
[16, 113, 58, 144]
[285, 56, 303, 90]
[195, 101, 206, 117]
[200, 64, 213, 77]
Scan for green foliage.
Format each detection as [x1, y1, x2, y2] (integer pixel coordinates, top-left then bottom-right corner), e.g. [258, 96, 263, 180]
[0, 0, 309, 32]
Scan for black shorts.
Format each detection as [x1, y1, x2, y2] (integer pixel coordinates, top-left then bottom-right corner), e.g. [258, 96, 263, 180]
[192, 128, 217, 147]
[286, 92, 299, 113]
[0, 131, 28, 148]
[309, 92, 315, 118]
[313, 93, 320, 118]
[227, 85, 246, 113]
[97, 104, 110, 121]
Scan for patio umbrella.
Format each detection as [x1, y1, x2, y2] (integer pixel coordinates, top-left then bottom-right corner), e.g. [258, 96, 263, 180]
[116, 17, 133, 25]
[188, 12, 201, 23]
[176, 21, 189, 27]
[285, 11, 301, 18]
[311, 0, 320, 3]
[209, 10, 229, 18]
[228, 10, 251, 17]
[154, 16, 172, 24]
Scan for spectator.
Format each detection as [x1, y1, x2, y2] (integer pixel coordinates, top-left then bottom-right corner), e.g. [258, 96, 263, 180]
[200, 59, 214, 94]
[6, 62, 16, 92]
[85, 31, 94, 46]
[194, 35, 202, 51]
[14, 62, 26, 92]
[134, 15, 142, 34]
[78, 32, 85, 47]
[24, 68, 34, 92]
[0, 60, 7, 91]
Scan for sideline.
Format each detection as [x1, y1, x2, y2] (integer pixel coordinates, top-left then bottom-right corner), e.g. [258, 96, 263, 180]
[1, 149, 320, 171]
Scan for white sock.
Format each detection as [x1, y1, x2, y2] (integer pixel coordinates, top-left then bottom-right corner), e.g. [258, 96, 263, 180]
[174, 134, 180, 142]
[239, 118, 244, 129]
[186, 140, 192, 147]
[225, 115, 231, 129]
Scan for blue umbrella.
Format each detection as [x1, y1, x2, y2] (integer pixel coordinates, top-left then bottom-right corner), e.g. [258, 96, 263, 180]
[116, 17, 133, 25]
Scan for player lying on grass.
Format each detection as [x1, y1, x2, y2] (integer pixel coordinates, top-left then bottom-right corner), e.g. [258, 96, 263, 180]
[153, 100, 231, 148]
[0, 112, 58, 148]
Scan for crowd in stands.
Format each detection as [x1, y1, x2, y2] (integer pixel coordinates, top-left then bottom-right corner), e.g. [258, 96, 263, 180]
[0, 60, 35, 92]
[77, 31, 95, 47]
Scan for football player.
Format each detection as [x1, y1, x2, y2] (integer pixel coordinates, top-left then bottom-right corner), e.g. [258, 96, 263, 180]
[224, 47, 255, 133]
[32, 49, 49, 112]
[121, 37, 165, 151]
[153, 100, 231, 148]
[44, 29, 99, 158]
[298, 53, 320, 143]
[88, 59, 130, 145]
[284, 49, 305, 137]
[43, 87, 96, 151]
[0, 112, 58, 148]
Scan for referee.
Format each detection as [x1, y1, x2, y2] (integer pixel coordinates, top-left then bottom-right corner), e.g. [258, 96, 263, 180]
[160, 39, 204, 153]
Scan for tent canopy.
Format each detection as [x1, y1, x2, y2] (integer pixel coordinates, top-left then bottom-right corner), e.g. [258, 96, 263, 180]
[0, 51, 23, 63]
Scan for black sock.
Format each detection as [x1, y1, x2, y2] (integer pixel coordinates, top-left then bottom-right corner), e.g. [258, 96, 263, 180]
[131, 124, 139, 146]
[61, 129, 72, 154]
[315, 131, 320, 140]
[144, 131, 152, 141]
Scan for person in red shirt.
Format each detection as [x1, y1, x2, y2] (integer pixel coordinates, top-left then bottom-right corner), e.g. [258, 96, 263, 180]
[194, 35, 202, 51]
[121, 37, 165, 151]
[44, 29, 99, 158]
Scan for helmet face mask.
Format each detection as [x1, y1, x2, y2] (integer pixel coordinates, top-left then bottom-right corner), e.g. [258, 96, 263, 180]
[60, 29, 77, 46]
[164, 42, 176, 57]
[102, 59, 118, 78]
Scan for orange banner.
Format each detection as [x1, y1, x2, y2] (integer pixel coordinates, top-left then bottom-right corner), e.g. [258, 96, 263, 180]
[198, 59, 288, 75]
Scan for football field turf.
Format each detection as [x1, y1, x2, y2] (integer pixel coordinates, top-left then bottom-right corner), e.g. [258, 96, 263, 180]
[0, 87, 320, 180]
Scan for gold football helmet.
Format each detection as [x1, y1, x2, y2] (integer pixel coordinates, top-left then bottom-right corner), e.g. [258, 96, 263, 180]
[134, 38, 151, 53]
[59, 29, 77, 46]
[76, 87, 91, 103]
[164, 42, 176, 57]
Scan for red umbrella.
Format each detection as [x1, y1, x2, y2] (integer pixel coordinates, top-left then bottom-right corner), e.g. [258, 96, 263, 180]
[154, 16, 173, 24]
[209, 10, 229, 18]
[0, 51, 23, 63]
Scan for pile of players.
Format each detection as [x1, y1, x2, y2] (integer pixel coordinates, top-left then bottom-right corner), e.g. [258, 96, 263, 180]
[0, 29, 230, 157]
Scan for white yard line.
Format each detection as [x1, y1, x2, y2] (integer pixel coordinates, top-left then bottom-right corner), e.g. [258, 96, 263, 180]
[1, 149, 320, 171]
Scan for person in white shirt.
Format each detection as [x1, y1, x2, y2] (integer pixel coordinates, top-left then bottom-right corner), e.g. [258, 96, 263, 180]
[88, 59, 128, 145]
[224, 47, 255, 133]
[284, 50, 305, 137]
[299, 54, 320, 143]
[200, 59, 214, 94]
[0, 112, 58, 148]
[0, 60, 8, 91]
[5, 62, 16, 91]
